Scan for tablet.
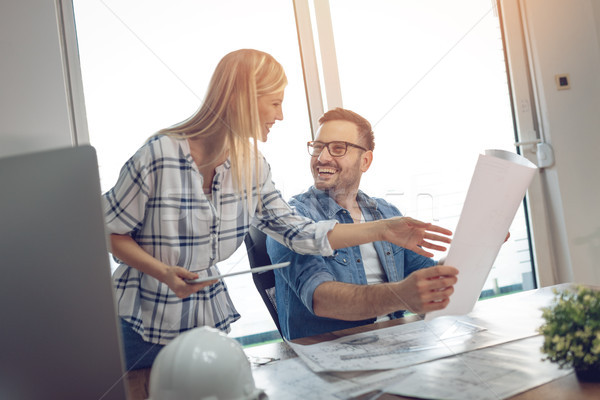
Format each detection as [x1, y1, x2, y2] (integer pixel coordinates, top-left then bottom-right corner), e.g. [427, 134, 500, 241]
[185, 262, 290, 284]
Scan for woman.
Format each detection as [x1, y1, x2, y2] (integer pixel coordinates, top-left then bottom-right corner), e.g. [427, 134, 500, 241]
[103, 49, 451, 369]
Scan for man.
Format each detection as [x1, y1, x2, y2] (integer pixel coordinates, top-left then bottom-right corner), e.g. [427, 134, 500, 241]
[266, 108, 459, 340]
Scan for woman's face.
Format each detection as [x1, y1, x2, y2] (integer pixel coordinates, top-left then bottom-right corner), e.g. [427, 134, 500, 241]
[257, 91, 284, 142]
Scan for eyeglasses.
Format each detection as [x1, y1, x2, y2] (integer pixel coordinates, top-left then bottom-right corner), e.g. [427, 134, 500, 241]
[307, 140, 368, 157]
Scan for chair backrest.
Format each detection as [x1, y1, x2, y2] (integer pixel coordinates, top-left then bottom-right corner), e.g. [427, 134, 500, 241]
[244, 226, 282, 336]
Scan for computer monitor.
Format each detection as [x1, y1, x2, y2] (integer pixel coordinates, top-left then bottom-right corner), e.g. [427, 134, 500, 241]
[0, 146, 128, 399]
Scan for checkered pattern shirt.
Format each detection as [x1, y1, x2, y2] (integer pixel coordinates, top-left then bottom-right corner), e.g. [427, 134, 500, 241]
[102, 135, 336, 344]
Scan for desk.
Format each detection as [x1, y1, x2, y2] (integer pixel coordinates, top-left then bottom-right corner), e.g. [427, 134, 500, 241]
[126, 285, 600, 399]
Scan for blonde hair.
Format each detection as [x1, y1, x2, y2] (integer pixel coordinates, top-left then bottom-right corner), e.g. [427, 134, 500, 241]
[158, 49, 287, 209]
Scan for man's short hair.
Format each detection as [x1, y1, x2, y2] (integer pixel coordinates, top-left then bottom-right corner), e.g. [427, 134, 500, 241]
[318, 108, 375, 151]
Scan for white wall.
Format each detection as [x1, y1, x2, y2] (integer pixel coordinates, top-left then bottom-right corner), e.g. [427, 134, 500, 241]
[0, 0, 84, 158]
[522, 0, 600, 284]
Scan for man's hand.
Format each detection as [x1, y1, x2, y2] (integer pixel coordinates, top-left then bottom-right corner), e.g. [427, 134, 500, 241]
[381, 217, 452, 257]
[390, 265, 459, 314]
[163, 266, 218, 298]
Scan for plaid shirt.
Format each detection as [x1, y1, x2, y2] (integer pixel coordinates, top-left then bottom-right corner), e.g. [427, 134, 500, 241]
[102, 135, 336, 344]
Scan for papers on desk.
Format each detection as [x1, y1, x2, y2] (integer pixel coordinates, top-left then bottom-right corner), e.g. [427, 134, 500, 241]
[384, 336, 572, 400]
[287, 318, 485, 372]
[287, 301, 545, 374]
[254, 336, 571, 400]
[252, 358, 413, 400]
[426, 149, 537, 320]
[253, 288, 571, 400]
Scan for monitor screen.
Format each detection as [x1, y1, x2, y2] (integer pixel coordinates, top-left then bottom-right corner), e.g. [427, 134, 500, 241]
[0, 146, 128, 399]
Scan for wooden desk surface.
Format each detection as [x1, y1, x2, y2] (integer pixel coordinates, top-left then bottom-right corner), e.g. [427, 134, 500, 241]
[126, 284, 600, 399]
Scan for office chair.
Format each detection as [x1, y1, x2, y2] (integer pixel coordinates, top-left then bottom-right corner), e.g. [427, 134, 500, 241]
[244, 225, 283, 336]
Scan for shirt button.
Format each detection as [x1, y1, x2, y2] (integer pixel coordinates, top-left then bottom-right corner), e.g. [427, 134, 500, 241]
[386, 251, 391, 255]
[356, 259, 361, 263]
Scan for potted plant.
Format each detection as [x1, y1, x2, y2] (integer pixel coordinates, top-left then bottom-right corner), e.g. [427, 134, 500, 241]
[538, 285, 600, 381]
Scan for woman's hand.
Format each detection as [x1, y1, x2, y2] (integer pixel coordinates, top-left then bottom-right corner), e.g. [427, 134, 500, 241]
[162, 266, 218, 299]
[381, 216, 452, 258]
[110, 234, 218, 298]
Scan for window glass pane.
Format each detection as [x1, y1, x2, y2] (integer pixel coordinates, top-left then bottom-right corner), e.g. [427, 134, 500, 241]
[72, 0, 312, 340]
[328, 0, 535, 296]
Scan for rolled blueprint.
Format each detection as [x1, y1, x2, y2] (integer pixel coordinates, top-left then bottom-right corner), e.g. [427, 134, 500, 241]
[426, 149, 537, 320]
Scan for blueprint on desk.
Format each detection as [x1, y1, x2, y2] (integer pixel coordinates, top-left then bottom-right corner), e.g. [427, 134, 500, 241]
[252, 358, 413, 400]
[287, 314, 539, 372]
[253, 336, 571, 400]
[384, 335, 572, 400]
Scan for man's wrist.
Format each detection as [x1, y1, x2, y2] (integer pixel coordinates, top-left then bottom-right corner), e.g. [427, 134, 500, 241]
[375, 219, 387, 242]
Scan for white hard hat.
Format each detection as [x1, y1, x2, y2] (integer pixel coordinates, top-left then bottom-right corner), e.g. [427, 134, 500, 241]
[148, 326, 266, 400]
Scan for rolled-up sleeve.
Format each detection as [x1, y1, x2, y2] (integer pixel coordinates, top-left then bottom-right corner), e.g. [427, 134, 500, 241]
[252, 159, 337, 256]
[102, 154, 150, 235]
[267, 236, 335, 313]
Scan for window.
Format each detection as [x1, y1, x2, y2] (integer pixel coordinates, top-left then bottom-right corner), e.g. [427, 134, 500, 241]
[307, 0, 536, 295]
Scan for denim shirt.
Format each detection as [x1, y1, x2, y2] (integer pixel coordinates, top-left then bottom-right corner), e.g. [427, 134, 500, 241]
[266, 186, 436, 340]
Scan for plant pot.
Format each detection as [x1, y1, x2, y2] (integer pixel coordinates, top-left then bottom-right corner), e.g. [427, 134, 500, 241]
[574, 365, 600, 382]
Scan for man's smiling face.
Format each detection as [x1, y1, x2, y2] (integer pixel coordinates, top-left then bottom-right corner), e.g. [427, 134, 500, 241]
[310, 120, 368, 194]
